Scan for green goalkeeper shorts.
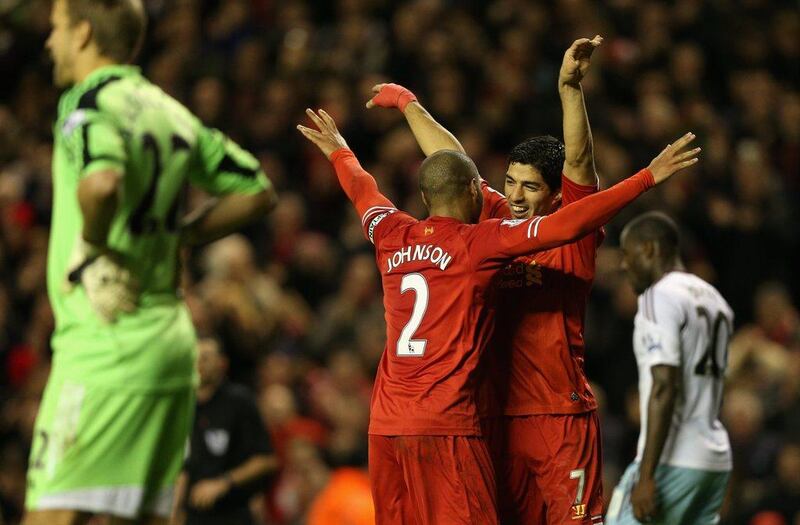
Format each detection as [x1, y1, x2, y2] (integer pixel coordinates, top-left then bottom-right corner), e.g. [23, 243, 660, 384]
[25, 370, 194, 519]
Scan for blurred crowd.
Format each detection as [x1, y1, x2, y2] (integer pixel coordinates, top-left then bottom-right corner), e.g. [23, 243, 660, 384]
[1, 0, 799, 523]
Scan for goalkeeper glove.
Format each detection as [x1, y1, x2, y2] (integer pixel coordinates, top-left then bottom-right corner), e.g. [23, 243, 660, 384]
[366, 83, 417, 112]
[65, 238, 138, 323]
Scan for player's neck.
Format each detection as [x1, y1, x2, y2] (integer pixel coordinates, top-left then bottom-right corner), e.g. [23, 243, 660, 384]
[427, 204, 471, 223]
[73, 54, 119, 85]
[651, 257, 686, 284]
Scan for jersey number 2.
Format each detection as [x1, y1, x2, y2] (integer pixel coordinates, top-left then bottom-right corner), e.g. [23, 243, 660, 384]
[397, 273, 428, 357]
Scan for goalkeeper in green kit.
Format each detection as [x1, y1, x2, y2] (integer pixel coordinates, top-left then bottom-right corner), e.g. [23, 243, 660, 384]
[24, 1, 277, 524]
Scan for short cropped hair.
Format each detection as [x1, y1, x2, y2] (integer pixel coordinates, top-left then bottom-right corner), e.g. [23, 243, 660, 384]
[621, 211, 681, 261]
[419, 150, 480, 204]
[508, 136, 565, 192]
[67, 0, 146, 63]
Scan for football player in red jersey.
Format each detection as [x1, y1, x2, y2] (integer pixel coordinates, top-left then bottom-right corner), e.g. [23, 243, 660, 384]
[367, 36, 623, 524]
[298, 108, 698, 525]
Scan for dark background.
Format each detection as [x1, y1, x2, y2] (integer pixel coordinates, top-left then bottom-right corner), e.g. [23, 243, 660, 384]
[1, 0, 798, 523]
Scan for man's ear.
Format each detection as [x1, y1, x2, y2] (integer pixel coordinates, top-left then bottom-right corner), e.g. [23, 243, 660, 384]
[75, 20, 93, 51]
[643, 239, 658, 261]
[420, 190, 429, 209]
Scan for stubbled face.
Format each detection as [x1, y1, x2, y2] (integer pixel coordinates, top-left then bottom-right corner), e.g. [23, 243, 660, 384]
[504, 162, 558, 219]
[620, 234, 654, 295]
[46, 0, 80, 87]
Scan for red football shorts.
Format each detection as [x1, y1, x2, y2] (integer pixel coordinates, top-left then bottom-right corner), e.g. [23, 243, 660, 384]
[368, 434, 498, 525]
[483, 412, 604, 525]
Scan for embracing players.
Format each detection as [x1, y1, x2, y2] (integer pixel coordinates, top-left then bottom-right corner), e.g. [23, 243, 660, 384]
[25, 1, 275, 524]
[607, 212, 732, 524]
[298, 106, 699, 525]
[368, 36, 611, 523]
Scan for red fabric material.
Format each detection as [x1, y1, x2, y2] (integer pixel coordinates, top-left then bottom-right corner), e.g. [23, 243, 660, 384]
[481, 174, 607, 415]
[369, 435, 498, 525]
[369, 83, 418, 112]
[330, 151, 653, 435]
[490, 413, 604, 525]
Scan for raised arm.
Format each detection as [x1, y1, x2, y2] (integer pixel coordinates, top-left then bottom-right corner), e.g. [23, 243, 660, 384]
[476, 133, 700, 262]
[559, 36, 602, 186]
[298, 108, 394, 216]
[367, 83, 466, 156]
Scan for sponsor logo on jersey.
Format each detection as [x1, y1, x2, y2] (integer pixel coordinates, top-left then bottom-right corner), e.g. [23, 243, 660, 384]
[497, 260, 542, 289]
[643, 333, 662, 353]
[501, 218, 526, 227]
[571, 503, 587, 520]
[386, 244, 453, 273]
[61, 110, 88, 137]
[205, 429, 230, 456]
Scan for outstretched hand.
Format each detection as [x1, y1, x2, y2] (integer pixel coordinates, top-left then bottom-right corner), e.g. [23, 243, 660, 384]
[559, 35, 603, 87]
[648, 132, 701, 184]
[297, 108, 349, 159]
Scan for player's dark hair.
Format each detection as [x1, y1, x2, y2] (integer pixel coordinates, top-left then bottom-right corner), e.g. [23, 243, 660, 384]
[418, 150, 480, 205]
[66, 0, 146, 63]
[622, 211, 681, 261]
[508, 136, 565, 192]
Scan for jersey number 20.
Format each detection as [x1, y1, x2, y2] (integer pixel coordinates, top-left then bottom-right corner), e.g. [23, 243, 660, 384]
[694, 306, 730, 378]
[397, 273, 428, 357]
[130, 132, 190, 235]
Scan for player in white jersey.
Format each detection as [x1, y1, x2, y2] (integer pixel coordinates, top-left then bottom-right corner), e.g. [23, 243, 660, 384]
[607, 212, 733, 525]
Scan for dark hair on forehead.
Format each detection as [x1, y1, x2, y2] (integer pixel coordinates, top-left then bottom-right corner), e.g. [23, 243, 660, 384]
[66, 0, 146, 63]
[508, 136, 565, 192]
[621, 211, 681, 260]
[418, 150, 479, 203]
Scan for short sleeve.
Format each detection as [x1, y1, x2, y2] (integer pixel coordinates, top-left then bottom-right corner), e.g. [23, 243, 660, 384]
[479, 179, 510, 221]
[191, 126, 271, 196]
[637, 287, 684, 367]
[361, 207, 416, 247]
[63, 110, 127, 178]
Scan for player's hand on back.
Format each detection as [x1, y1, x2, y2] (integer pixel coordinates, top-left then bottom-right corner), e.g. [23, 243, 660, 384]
[297, 108, 350, 159]
[647, 132, 701, 184]
[365, 83, 417, 111]
[559, 35, 603, 88]
[65, 238, 138, 323]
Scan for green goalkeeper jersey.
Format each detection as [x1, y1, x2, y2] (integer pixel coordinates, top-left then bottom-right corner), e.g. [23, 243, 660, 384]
[49, 64, 270, 389]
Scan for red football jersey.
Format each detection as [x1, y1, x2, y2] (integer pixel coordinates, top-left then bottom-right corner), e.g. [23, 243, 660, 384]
[481, 176, 602, 415]
[328, 149, 653, 435]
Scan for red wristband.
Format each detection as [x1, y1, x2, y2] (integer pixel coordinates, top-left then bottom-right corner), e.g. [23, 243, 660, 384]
[371, 83, 417, 112]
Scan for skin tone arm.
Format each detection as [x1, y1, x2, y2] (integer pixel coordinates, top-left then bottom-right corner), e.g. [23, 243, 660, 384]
[180, 188, 277, 247]
[559, 36, 602, 186]
[366, 84, 466, 156]
[189, 455, 278, 510]
[631, 364, 680, 522]
[78, 169, 123, 246]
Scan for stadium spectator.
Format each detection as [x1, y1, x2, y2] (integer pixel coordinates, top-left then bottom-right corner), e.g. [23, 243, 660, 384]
[176, 338, 277, 525]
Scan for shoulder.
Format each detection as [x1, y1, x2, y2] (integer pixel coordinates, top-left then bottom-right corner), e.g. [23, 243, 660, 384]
[365, 208, 415, 244]
[640, 276, 687, 325]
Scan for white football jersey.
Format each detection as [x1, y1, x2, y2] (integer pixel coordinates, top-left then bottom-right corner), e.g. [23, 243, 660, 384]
[632, 271, 733, 472]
